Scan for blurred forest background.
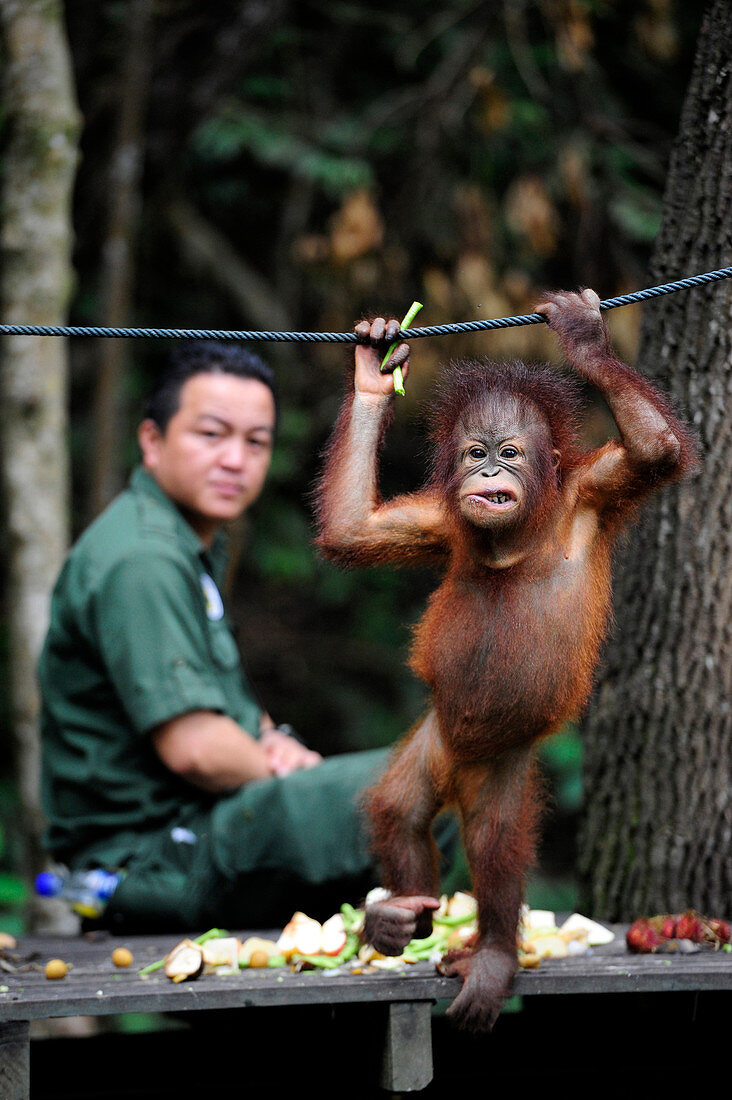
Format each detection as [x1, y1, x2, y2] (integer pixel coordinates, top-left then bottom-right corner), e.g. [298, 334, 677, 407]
[0, 0, 722, 934]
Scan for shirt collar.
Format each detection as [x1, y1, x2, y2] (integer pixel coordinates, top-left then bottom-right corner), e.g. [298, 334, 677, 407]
[129, 466, 229, 568]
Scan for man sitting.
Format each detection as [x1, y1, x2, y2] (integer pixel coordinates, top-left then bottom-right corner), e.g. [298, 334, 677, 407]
[38, 341, 405, 932]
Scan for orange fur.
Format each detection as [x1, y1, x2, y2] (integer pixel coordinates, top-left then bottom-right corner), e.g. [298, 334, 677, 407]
[316, 294, 696, 1031]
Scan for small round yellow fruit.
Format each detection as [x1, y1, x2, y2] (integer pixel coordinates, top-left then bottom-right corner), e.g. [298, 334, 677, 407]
[45, 959, 68, 980]
[248, 949, 269, 969]
[112, 947, 133, 968]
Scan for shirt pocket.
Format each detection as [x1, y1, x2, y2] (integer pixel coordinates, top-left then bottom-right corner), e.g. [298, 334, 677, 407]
[207, 619, 240, 670]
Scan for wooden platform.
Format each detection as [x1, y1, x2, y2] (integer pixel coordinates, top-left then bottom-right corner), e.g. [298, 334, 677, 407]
[2, 926, 731, 1097]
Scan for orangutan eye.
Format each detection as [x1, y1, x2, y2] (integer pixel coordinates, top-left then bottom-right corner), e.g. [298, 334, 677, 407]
[500, 446, 519, 460]
[467, 446, 487, 461]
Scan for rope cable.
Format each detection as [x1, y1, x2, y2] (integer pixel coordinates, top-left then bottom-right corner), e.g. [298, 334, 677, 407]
[0, 266, 730, 344]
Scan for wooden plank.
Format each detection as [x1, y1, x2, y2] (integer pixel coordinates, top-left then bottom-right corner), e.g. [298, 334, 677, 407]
[512, 942, 732, 995]
[1, 928, 731, 1026]
[0, 1021, 30, 1100]
[0, 932, 458, 1022]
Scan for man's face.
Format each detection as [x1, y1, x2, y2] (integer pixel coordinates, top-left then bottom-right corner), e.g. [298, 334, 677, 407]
[139, 372, 276, 544]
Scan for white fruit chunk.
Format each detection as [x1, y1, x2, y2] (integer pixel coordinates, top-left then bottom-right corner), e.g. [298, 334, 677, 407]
[164, 940, 205, 982]
[320, 913, 347, 956]
[560, 912, 615, 946]
[277, 911, 322, 958]
[202, 936, 240, 973]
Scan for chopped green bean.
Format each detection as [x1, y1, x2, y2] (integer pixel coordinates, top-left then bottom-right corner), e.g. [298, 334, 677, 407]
[433, 913, 477, 927]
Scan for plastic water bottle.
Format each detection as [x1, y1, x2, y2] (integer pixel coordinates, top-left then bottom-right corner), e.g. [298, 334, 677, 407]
[35, 867, 122, 919]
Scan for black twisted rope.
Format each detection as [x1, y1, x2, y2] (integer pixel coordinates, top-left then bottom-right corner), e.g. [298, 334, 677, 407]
[0, 267, 730, 343]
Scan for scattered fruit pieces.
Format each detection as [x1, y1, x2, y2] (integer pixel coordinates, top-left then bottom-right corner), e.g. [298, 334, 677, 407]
[320, 913, 348, 957]
[164, 939, 205, 982]
[626, 919, 664, 953]
[239, 937, 280, 966]
[369, 955, 406, 970]
[708, 917, 732, 942]
[277, 912, 323, 959]
[364, 887, 391, 906]
[276, 911, 352, 960]
[446, 924, 477, 951]
[516, 908, 609, 959]
[435, 891, 477, 923]
[201, 936, 240, 973]
[560, 912, 615, 946]
[45, 959, 68, 980]
[111, 947, 133, 968]
[0, 933, 17, 951]
[140, 896, 621, 987]
[248, 949, 271, 969]
[526, 933, 569, 959]
[626, 909, 731, 953]
[519, 908, 557, 935]
[357, 943, 386, 965]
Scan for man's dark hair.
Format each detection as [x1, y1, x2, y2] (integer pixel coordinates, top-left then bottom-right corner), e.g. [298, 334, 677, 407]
[144, 341, 278, 432]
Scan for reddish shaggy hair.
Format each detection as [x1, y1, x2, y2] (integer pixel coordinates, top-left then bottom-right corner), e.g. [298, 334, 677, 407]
[427, 358, 585, 492]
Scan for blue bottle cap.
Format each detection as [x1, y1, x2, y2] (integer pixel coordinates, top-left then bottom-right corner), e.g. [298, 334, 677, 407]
[95, 871, 120, 900]
[35, 871, 63, 897]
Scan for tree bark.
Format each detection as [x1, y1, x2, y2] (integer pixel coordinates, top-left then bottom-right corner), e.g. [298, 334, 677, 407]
[578, 0, 732, 921]
[0, 0, 81, 928]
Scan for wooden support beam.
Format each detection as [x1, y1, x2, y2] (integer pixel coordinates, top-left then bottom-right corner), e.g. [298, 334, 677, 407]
[0, 1021, 30, 1100]
[379, 1000, 434, 1093]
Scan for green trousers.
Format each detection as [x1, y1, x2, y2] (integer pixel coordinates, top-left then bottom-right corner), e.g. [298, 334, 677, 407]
[98, 749, 463, 934]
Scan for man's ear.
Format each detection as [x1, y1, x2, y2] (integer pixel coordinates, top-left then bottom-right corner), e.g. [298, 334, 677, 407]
[138, 418, 163, 470]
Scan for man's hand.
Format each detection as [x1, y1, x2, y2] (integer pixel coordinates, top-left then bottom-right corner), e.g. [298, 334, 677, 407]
[260, 727, 322, 777]
[353, 317, 410, 400]
[153, 713, 323, 791]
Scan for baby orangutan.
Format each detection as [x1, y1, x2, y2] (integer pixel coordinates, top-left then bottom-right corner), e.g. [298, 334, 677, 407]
[315, 291, 695, 1031]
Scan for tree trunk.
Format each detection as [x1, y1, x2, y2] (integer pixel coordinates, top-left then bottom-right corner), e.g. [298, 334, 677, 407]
[0, 0, 81, 929]
[578, 0, 732, 921]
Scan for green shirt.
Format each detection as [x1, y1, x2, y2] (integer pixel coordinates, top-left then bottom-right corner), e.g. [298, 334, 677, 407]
[39, 466, 263, 862]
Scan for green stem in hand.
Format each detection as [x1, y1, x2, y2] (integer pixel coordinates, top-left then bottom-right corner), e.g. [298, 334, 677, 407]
[381, 301, 423, 396]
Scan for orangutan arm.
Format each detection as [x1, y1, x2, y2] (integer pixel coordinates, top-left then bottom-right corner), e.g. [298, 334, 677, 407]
[536, 289, 696, 514]
[315, 319, 451, 566]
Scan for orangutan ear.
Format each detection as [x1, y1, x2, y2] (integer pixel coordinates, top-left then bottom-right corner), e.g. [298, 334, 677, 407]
[552, 448, 561, 471]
